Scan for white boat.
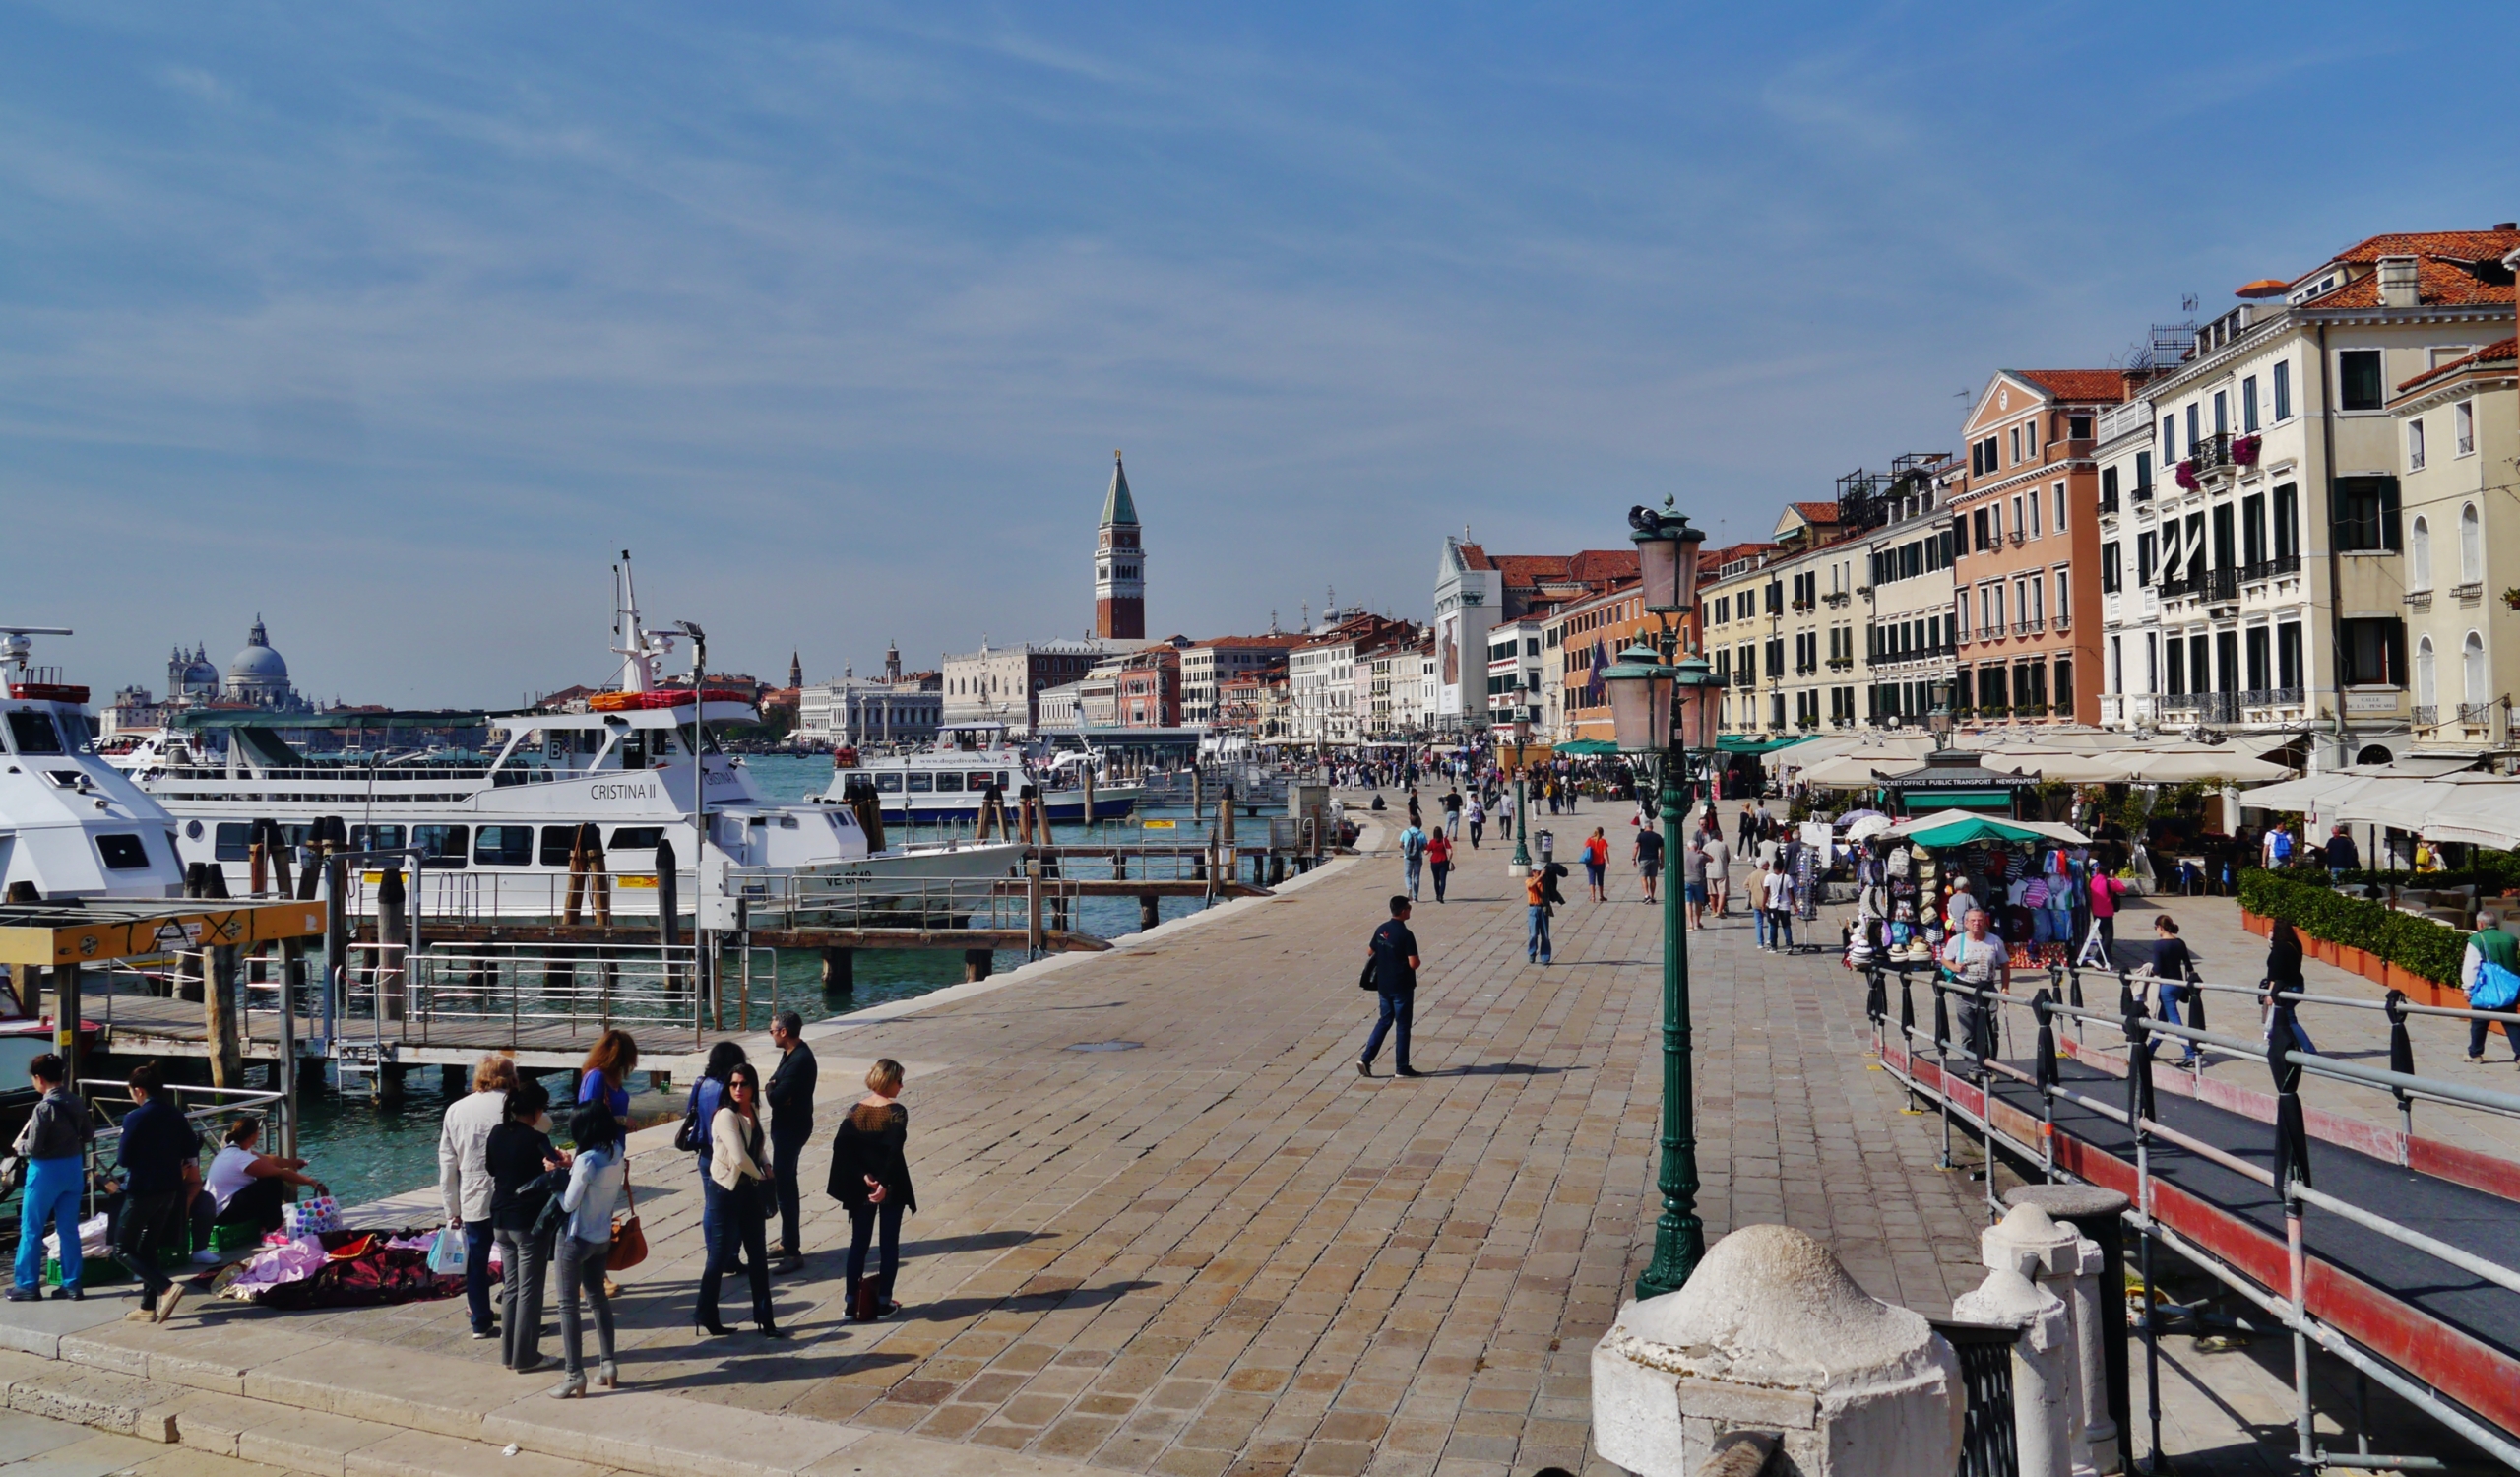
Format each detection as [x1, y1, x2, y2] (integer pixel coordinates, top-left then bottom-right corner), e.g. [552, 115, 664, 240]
[0, 626, 188, 902]
[122, 561, 1022, 920]
[819, 724, 1144, 824]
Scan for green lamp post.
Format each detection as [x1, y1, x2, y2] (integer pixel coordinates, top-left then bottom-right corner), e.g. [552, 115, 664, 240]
[1606, 501, 1714, 1299]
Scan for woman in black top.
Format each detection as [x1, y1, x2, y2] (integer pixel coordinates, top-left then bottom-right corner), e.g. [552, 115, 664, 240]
[2262, 922, 2318, 1056]
[827, 1058, 915, 1322]
[485, 1078, 568, 1373]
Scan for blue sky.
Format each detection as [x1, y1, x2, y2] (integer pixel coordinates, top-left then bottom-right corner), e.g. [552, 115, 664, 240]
[5, 3, 2515, 705]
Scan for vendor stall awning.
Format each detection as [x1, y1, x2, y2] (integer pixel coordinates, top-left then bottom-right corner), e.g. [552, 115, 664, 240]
[1551, 738, 1621, 756]
[1717, 736, 1812, 754]
[1888, 809, 2091, 848]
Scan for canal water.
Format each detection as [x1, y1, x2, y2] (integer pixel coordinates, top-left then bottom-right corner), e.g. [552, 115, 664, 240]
[295, 754, 1238, 1209]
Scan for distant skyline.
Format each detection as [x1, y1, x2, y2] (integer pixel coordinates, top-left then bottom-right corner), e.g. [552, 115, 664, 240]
[6, 3, 2517, 705]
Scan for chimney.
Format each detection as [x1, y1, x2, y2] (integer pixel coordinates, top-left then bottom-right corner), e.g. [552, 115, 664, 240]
[2376, 255, 2420, 309]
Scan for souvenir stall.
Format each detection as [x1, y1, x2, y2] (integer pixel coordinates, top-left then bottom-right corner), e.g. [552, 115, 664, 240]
[1842, 809, 2094, 978]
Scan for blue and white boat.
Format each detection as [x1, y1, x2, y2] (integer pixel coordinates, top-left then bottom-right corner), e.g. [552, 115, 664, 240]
[818, 725, 1142, 824]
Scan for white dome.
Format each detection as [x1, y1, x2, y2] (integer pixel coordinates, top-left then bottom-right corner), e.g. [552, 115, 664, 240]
[226, 617, 288, 683]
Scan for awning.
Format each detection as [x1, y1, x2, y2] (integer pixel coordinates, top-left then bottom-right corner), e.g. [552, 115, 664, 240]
[2116, 748, 2293, 784]
[1888, 809, 2091, 847]
[1717, 736, 1813, 755]
[1552, 738, 1622, 756]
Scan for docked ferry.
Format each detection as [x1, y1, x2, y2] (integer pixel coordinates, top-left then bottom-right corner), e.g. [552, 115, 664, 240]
[816, 725, 1143, 824]
[117, 564, 1021, 919]
[0, 627, 188, 902]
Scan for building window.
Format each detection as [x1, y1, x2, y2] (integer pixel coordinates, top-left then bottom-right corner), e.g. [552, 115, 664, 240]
[2338, 617, 2408, 687]
[2333, 476, 2402, 551]
[2458, 401, 2476, 456]
[2410, 515, 2432, 591]
[2137, 531, 2157, 584]
[2408, 417, 2426, 471]
[2340, 350, 2385, 411]
[2242, 375, 2260, 432]
[2052, 658, 2071, 713]
[2161, 416, 2175, 459]
[2274, 360, 2293, 420]
[2026, 489, 2041, 538]
[2246, 627, 2271, 691]
[2462, 502, 2485, 585]
[2213, 390, 2229, 436]
[1971, 508, 1989, 552]
[2053, 482, 2066, 532]
[2135, 451, 2153, 497]
[2101, 466, 2118, 507]
[2070, 414, 2092, 439]
[2274, 483, 2300, 559]
[2054, 568, 2069, 618]
[2010, 495, 2024, 541]
[2010, 425, 2022, 463]
[2103, 542, 2121, 593]
[2185, 403, 2200, 452]
[2165, 638, 2186, 696]
[2242, 494, 2268, 566]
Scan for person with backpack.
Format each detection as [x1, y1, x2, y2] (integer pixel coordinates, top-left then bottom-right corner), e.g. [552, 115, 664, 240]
[8, 1054, 92, 1304]
[1398, 820, 1428, 902]
[1358, 896, 1423, 1077]
[2462, 910, 2520, 1062]
[1464, 794, 1485, 850]
[680, 1042, 747, 1308]
[1424, 827, 1454, 904]
[1581, 828, 1610, 902]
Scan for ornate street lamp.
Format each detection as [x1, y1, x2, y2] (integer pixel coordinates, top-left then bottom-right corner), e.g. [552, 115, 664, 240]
[1509, 703, 1536, 877]
[1606, 500, 1714, 1300]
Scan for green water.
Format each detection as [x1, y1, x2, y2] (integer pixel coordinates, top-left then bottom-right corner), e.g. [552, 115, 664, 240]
[299, 752, 1229, 1210]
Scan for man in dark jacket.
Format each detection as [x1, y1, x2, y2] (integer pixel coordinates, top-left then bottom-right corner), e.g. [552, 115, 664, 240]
[766, 1011, 818, 1273]
[1358, 897, 1423, 1078]
[112, 1061, 199, 1322]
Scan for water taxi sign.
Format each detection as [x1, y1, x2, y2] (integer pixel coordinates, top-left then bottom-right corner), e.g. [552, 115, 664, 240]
[0, 900, 328, 968]
[1142, 818, 1176, 830]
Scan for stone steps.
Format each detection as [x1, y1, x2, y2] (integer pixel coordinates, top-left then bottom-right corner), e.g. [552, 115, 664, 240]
[3, 1315, 1096, 1477]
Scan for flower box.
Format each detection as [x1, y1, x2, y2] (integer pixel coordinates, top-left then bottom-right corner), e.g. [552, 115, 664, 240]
[2232, 433, 2262, 467]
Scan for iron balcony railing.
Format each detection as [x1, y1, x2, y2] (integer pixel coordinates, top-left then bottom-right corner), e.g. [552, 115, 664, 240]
[2242, 554, 2303, 583]
[2413, 704, 2439, 727]
[2012, 618, 2045, 635]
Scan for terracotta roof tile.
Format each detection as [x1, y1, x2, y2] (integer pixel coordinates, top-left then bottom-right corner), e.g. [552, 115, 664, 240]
[2396, 335, 2519, 394]
[1787, 501, 1842, 523]
[2304, 256, 2517, 310]
[2013, 369, 2132, 403]
[2328, 229, 2520, 267]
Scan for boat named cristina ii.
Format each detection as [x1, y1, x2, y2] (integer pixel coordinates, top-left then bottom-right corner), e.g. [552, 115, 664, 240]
[113, 562, 1022, 918]
[0, 626, 188, 902]
[815, 724, 1142, 824]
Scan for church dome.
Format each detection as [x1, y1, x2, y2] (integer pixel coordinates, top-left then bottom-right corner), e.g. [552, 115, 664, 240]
[227, 618, 289, 683]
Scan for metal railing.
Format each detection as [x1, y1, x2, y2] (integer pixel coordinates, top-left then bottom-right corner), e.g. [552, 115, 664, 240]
[1869, 959, 2520, 1473]
[0, 1080, 293, 1259]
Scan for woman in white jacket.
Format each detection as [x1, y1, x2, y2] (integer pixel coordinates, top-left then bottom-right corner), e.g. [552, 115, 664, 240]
[548, 1104, 629, 1398]
[695, 1062, 782, 1338]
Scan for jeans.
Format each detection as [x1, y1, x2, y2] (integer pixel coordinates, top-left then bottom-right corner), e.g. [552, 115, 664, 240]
[1767, 910, 1794, 949]
[1468, 821, 1483, 849]
[554, 1236, 614, 1376]
[1527, 905, 1552, 964]
[463, 1219, 496, 1332]
[15, 1157, 84, 1291]
[697, 1179, 773, 1327]
[847, 1200, 905, 1300]
[1754, 907, 1772, 947]
[2470, 1016, 2517, 1060]
[1361, 988, 1414, 1069]
[1404, 859, 1422, 899]
[114, 1188, 185, 1305]
[771, 1124, 811, 1255]
[1430, 862, 1449, 903]
[495, 1226, 552, 1369]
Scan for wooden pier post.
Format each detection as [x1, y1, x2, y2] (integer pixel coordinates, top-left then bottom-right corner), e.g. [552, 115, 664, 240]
[822, 947, 853, 994]
[376, 866, 409, 1025]
[964, 948, 993, 982]
[1026, 861, 1044, 958]
[1139, 895, 1160, 931]
[440, 1064, 465, 1096]
[1191, 764, 1202, 820]
[375, 1060, 405, 1108]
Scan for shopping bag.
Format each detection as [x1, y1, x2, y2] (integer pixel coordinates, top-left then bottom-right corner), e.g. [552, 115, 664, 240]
[425, 1226, 468, 1276]
[605, 1216, 648, 1271]
[283, 1193, 343, 1238]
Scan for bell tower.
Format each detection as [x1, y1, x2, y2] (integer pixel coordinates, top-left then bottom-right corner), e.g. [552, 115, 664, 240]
[1094, 450, 1146, 640]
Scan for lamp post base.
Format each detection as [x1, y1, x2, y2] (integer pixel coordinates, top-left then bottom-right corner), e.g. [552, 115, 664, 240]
[1506, 863, 1529, 878]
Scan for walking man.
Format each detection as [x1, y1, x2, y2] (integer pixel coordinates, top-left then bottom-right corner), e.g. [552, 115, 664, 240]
[1465, 794, 1485, 850]
[1441, 787, 1464, 838]
[1762, 859, 1795, 952]
[437, 1055, 516, 1339]
[1358, 897, 1423, 1078]
[1633, 822, 1664, 905]
[1681, 832, 1709, 930]
[766, 1010, 817, 1274]
[1701, 826, 1732, 919]
[1525, 865, 1555, 965]
[111, 1061, 198, 1322]
[1939, 908, 2009, 1071]
[1399, 818, 1428, 901]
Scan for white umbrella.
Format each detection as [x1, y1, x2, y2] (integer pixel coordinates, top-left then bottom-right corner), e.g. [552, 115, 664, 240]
[1979, 749, 2138, 784]
[2119, 749, 2292, 784]
[1846, 814, 1897, 843]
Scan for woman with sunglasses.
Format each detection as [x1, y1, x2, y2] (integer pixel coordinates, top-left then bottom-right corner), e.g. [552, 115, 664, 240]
[695, 1061, 782, 1338]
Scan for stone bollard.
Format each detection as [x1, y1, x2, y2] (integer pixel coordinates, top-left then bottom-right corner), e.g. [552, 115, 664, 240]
[1960, 1203, 2086, 1477]
[2006, 1184, 2130, 1474]
[1592, 1225, 1963, 1477]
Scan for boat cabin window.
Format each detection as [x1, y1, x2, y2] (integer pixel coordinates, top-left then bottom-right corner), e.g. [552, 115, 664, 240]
[350, 825, 405, 852]
[474, 826, 534, 867]
[619, 731, 649, 769]
[413, 825, 470, 867]
[5, 711, 64, 756]
[608, 826, 666, 851]
[968, 772, 1003, 792]
[215, 822, 253, 862]
[95, 834, 150, 870]
[932, 772, 963, 793]
[905, 772, 935, 793]
[540, 824, 600, 866]
[871, 773, 903, 793]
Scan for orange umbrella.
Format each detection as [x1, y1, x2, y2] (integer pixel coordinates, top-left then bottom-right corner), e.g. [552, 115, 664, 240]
[2236, 279, 2290, 299]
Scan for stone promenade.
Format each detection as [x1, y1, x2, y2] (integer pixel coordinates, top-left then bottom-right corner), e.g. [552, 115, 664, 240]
[0, 799, 2003, 1476]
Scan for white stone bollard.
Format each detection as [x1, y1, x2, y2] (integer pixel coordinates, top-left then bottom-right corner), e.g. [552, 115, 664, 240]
[1982, 1201, 2103, 1475]
[1592, 1225, 1964, 1477]
[1952, 1265, 2079, 1477]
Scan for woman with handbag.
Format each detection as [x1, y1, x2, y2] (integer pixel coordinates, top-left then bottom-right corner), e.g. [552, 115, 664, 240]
[548, 1104, 629, 1398]
[828, 1059, 917, 1321]
[697, 1062, 782, 1337]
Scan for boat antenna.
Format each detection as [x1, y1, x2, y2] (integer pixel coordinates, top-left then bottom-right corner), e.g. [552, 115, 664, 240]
[0, 626, 74, 685]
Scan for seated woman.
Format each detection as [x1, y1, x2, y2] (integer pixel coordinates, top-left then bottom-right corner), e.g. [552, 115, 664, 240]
[204, 1116, 323, 1234]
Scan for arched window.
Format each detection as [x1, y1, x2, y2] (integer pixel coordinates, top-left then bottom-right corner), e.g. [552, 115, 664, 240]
[2461, 503, 2484, 586]
[2415, 635, 2436, 710]
[2464, 630, 2488, 707]
[2409, 515, 2432, 592]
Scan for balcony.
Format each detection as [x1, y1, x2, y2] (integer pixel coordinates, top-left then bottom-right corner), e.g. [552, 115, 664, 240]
[2205, 568, 2238, 606]
[1823, 591, 1851, 608]
[1792, 599, 1814, 612]
[2013, 617, 2045, 635]
[2241, 687, 2305, 711]
[2098, 488, 2120, 517]
[2455, 582, 2485, 606]
[1976, 624, 2002, 642]
[2159, 691, 2240, 723]
[2461, 702, 2500, 725]
[2241, 553, 2302, 585]
[1826, 657, 1855, 671]
[2406, 588, 2434, 612]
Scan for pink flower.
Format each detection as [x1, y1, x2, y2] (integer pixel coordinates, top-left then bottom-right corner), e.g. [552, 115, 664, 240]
[2174, 461, 2200, 491]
